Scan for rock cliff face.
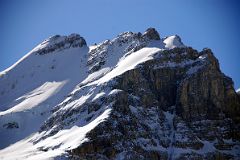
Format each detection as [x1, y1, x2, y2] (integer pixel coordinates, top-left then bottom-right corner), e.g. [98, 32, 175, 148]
[0, 28, 239, 159]
[68, 45, 240, 159]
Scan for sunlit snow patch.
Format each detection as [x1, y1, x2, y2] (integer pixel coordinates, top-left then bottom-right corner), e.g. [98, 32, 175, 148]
[0, 107, 112, 160]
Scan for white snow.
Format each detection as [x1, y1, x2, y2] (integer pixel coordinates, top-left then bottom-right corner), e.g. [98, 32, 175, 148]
[81, 67, 110, 85]
[236, 88, 240, 93]
[199, 54, 207, 60]
[163, 35, 185, 49]
[0, 107, 111, 160]
[0, 81, 66, 115]
[93, 47, 162, 84]
[0, 43, 89, 150]
[92, 92, 105, 102]
[89, 45, 98, 52]
[0, 32, 188, 159]
[2, 31, 231, 160]
[0, 46, 89, 112]
[108, 89, 122, 95]
[0, 35, 166, 159]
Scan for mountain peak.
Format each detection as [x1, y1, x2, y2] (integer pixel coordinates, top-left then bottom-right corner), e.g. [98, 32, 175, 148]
[33, 33, 87, 55]
[163, 35, 184, 49]
[142, 27, 160, 40]
[1, 28, 239, 160]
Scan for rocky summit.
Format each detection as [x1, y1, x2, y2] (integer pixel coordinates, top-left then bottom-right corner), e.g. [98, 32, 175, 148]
[0, 28, 239, 160]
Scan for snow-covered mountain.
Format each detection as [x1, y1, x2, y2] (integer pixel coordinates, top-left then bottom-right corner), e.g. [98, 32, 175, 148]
[0, 28, 239, 160]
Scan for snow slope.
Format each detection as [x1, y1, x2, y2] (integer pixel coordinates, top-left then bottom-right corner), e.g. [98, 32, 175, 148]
[0, 34, 89, 149]
[236, 88, 240, 93]
[0, 31, 186, 159]
[94, 47, 162, 84]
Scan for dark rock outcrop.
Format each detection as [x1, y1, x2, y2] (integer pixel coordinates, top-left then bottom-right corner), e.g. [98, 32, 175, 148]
[177, 49, 240, 123]
[36, 33, 87, 55]
[68, 47, 240, 159]
[37, 29, 239, 159]
[142, 27, 160, 40]
[3, 122, 19, 129]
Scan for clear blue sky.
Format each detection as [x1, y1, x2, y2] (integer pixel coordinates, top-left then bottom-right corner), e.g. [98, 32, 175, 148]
[1, 0, 240, 88]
